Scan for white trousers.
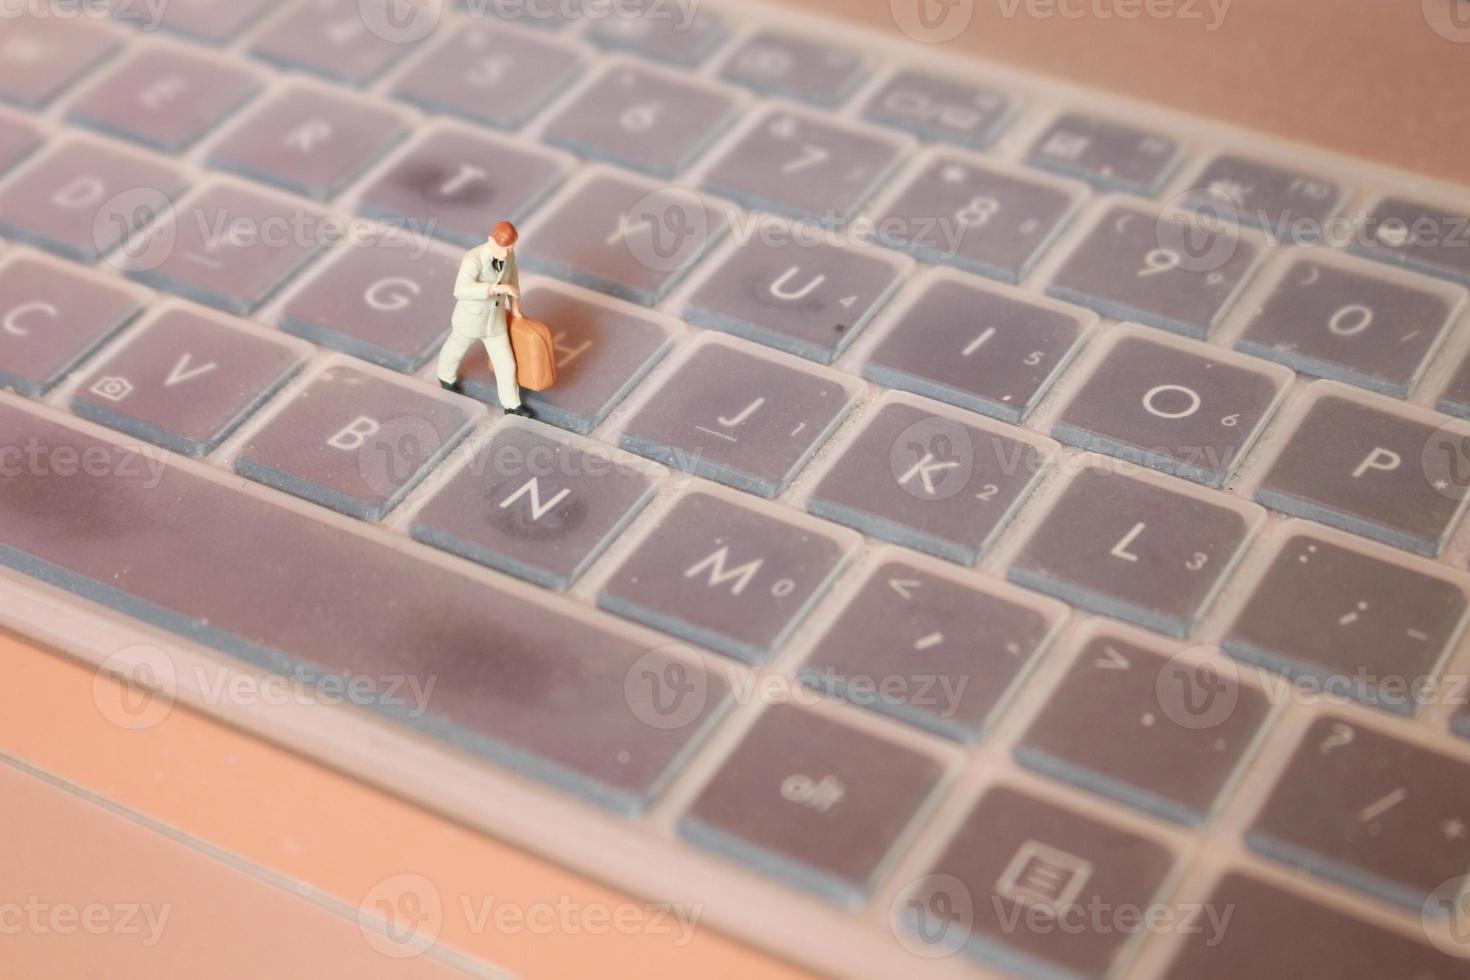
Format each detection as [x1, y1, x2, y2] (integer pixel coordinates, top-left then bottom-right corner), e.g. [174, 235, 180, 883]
[438, 330, 521, 408]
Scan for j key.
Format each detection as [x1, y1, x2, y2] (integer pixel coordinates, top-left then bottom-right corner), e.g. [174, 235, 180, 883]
[1354, 195, 1470, 288]
[800, 556, 1062, 740]
[1016, 633, 1270, 825]
[1247, 716, 1470, 910]
[719, 30, 867, 107]
[906, 787, 1173, 977]
[126, 0, 280, 44]
[679, 703, 943, 905]
[0, 13, 118, 108]
[543, 62, 742, 179]
[251, 0, 425, 85]
[235, 363, 481, 521]
[457, 279, 672, 433]
[1255, 388, 1470, 556]
[877, 154, 1082, 283]
[862, 68, 1012, 149]
[598, 490, 857, 663]
[0, 397, 727, 815]
[0, 140, 187, 264]
[1052, 329, 1290, 487]
[584, 0, 726, 66]
[357, 125, 570, 250]
[1027, 112, 1183, 196]
[1009, 465, 1262, 637]
[123, 184, 327, 316]
[72, 308, 310, 457]
[1225, 529, 1468, 715]
[67, 47, 262, 152]
[863, 272, 1090, 424]
[1180, 153, 1343, 240]
[618, 337, 857, 498]
[393, 25, 585, 131]
[1162, 873, 1470, 980]
[0, 254, 145, 397]
[208, 85, 409, 201]
[519, 170, 730, 306]
[1236, 254, 1465, 397]
[0, 111, 41, 176]
[808, 397, 1051, 565]
[410, 419, 658, 590]
[683, 218, 910, 363]
[280, 237, 458, 372]
[702, 108, 907, 226]
[1048, 202, 1264, 338]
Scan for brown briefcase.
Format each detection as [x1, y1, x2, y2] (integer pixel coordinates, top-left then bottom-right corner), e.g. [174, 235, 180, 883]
[509, 311, 558, 391]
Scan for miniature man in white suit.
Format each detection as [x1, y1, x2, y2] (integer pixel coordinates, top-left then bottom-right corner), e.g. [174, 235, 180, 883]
[438, 220, 533, 418]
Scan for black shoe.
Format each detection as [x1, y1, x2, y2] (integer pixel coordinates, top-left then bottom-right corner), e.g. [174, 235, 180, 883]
[440, 378, 463, 395]
[504, 404, 536, 420]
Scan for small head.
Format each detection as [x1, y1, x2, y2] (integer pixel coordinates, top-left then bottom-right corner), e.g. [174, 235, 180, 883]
[486, 221, 518, 261]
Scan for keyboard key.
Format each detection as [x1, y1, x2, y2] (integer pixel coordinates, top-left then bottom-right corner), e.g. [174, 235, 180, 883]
[862, 69, 1012, 149]
[457, 0, 581, 30]
[1225, 528, 1468, 714]
[543, 62, 741, 178]
[1354, 195, 1470, 288]
[518, 170, 731, 305]
[679, 703, 943, 905]
[719, 30, 866, 107]
[683, 216, 911, 363]
[393, 24, 584, 131]
[123, 183, 327, 315]
[0, 398, 728, 815]
[1247, 716, 1470, 910]
[618, 337, 857, 498]
[1016, 632, 1270, 825]
[862, 271, 1091, 423]
[1162, 873, 1470, 980]
[280, 236, 457, 372]
[1234, 254, 1465, 397]
[584, 0, 726, 66]
[1027, 112, 1182, 196]
[1052, 328, 1290, 487]
[235, 362, 481, 520]
[598, 490, 857, 662]
[67, 47, 262, 152]
[1180, 153, 1343, 240]
[906, 787, 1173, 977]
[0, 139, 187, 263]
[0, 110, 41, 176]
[702, 108, 907, 226]
[410, 419, 658, 589]
[1047, 202, 1264, 338]
[800, 555, 1062, 740]
[1009, 465, 1261, 636]
[456, 279, 672, 433]
[0, 253, 145, 397]
[72, 308, 309, 457]
[808, 396, 1052, 564]
[250, 0, 424, 84]
[877, 153, 1082, 283]
[1439, 348, 1470, 420]
[1255, 388, 1470, 556]
[0, 13, 118, 108]
[127, 0, 280, 44]
[208, 84, 409, 201]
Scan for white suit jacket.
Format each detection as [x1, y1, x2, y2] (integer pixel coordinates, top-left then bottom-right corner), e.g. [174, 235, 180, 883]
[450, 245, 519, 339]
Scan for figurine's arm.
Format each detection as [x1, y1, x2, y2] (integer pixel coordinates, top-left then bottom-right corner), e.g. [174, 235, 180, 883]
[452, 252, 487, 301]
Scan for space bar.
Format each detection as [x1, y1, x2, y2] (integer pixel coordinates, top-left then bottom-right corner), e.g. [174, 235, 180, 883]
[0, 398, 726, 814]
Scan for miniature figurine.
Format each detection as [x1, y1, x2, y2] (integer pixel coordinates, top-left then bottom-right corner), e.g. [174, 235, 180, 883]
[438, 221, 534, 418]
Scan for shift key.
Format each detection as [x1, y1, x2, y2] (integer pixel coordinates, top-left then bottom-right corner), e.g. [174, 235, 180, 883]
[0, 396, 729, 815]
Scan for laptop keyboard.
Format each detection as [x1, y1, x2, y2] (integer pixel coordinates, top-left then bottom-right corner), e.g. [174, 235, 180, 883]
[3, 2, 1470, 977]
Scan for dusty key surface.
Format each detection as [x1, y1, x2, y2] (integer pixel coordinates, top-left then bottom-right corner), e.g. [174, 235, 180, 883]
[1016, 632, 1270, 825]
[1247, 716, 1470, 911]
[680, 703, 943, 905]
